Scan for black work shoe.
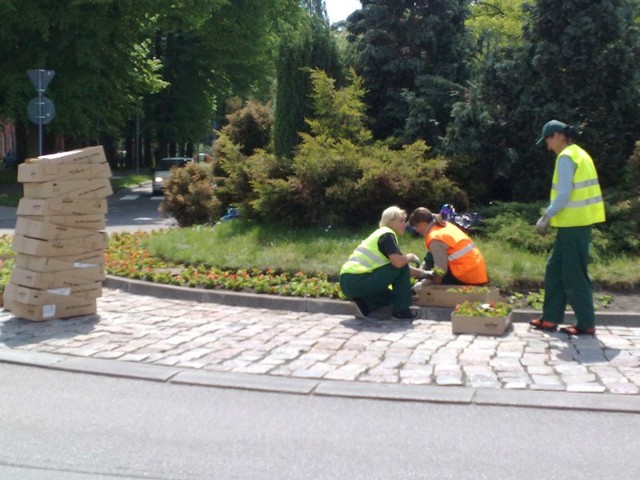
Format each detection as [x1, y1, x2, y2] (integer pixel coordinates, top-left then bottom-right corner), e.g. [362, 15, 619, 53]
[351, 298, 370, 319]
[392, 309, 420, 321]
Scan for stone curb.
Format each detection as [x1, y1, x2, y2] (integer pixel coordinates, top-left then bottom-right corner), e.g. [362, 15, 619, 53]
[104, 275, 640, 326]
[2, 349, 640, 414]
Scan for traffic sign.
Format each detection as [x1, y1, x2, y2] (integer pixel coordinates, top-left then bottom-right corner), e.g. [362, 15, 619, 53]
[27, 96, 56, 125]
[27, 69, 55, 92]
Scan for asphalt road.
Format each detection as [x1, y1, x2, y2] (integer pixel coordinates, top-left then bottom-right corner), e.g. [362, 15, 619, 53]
[1, 363, 639, 480]
[0, 181, 175, 235]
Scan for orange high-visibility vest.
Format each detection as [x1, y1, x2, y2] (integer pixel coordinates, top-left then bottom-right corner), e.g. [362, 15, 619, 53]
[426, 223, 488, 285]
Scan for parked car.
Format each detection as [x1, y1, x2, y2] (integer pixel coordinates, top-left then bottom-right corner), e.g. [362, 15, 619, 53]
[151, 157, 192, 195]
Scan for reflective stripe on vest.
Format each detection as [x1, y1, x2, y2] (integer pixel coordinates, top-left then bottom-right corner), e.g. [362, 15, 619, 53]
[448, 242, 476, 261]
[550, 144, 606, 227]
[340, 227, 395, 275]
[347, 246, 388, 270]
[425, 223, 488, 285]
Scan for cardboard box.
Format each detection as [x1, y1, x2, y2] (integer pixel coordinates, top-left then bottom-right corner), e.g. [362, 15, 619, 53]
[414, 284, 501, 307]
[28, 146, 106, 166]
[22, 178, 113, 200]
[18, 161, 111, 183]
[15, 217, 104, 241]
[3, 281, 102, 305]
[451, 312, 512, 336]
[3, 297, 97, 321]
[17, 198, 108, 216]
[12, 233, 108, 257]
[21, 214, 106, 231]
[9, 265, 105, 289]
[14, 252, 105, 272]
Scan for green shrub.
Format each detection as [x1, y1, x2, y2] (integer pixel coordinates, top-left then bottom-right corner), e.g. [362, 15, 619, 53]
[249, 69, 466, 227]
[0, 235, 14, 293]
[221, 98, 273, 156]
[601, 194, 640, 255]
[160, 163, 222, 227]
[483, 213, 555, 254]
[626, 141, 640, 194]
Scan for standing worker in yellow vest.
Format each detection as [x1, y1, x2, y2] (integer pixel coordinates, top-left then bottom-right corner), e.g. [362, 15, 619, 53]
[530, 120, 606, 336]
[340, 206, 430, 321]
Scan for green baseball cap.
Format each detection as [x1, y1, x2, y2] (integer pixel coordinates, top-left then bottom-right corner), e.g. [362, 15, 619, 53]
[536, 119, 567, 146]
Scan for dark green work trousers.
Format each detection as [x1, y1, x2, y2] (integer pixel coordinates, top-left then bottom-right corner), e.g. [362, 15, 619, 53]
[543, 226, 595, 329]
[340, 264, 412, 315]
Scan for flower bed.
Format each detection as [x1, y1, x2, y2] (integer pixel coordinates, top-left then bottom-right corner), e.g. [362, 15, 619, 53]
[105, 231, 343, 298]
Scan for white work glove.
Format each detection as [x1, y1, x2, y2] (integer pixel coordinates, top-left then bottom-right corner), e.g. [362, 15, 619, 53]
[417, 269, 433, 280]
[412, 278, 432, 293]
[536, 215, 550, 236]
[408, 253, 421, 267]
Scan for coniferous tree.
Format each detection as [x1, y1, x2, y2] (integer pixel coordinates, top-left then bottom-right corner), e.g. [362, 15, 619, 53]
[346, 0, 470, 147]
[449, 0, 640, 200]
[273, 11, 341, 159]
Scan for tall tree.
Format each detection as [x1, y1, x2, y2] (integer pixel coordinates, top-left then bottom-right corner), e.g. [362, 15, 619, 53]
[0, 0, 170, 158]
[148, 0, 286, 159]
[0, 0, 296, 163]
[346, 0, 471, 147]
[449, 0, 640, 200]
[273, 9, 341, 159]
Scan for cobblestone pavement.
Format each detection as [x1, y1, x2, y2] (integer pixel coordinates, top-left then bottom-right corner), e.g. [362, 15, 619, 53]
[1, 287, 640, 397]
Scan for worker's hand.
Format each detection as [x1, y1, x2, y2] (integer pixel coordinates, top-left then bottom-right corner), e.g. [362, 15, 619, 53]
[536, 215, 550, 236]
[407, 253, 421, 267]
[417, 269, 433, 280]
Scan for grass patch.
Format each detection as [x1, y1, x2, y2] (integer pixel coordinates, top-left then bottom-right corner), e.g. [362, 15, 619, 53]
[144, 220, 390, 277]
[144, 220, 640, 292]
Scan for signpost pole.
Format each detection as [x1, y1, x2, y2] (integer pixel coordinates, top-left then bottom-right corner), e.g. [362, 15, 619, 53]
[37, 70, 43, 156]
[27, 69, 55, 157]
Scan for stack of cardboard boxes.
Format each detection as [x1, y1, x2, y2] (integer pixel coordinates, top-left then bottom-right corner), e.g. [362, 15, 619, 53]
[3, 146, 112, 321]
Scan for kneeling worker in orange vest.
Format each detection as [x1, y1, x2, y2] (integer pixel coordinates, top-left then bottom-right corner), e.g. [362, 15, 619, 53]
[408, 207, 488, 286]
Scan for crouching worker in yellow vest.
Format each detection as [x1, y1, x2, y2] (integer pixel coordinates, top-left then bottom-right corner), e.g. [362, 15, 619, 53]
[529, 120, 606, 336]
[340, 206, 430, 321]
[408, 207, 488, 286]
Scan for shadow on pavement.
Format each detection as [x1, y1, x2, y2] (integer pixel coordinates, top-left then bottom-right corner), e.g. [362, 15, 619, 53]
[0, 314, 99, 347]
[340, 318, 415, 333]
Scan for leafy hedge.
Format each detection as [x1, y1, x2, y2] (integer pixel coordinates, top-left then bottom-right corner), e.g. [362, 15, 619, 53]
[212, 69, 466, 228]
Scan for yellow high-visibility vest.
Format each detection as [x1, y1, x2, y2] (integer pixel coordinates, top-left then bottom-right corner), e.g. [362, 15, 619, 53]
[340, 227, 395, 275]
[550, 144, 605, 227]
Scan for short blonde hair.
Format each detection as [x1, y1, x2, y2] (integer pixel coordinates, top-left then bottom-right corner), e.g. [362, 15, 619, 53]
[379, 206, 407, 228]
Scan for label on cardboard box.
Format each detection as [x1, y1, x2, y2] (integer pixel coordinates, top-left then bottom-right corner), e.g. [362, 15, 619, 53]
[30, 146, 107, 165]
[4, 297, 97, 321]
[14, 252, 105, 272]
[414, 284, 501, 307]
[23, 178, 113, 200]
[4, 281, 102, 305]
[15, 217, 104, 241]
[18, 161, 112, 183]
[17, 198, 108, 216]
